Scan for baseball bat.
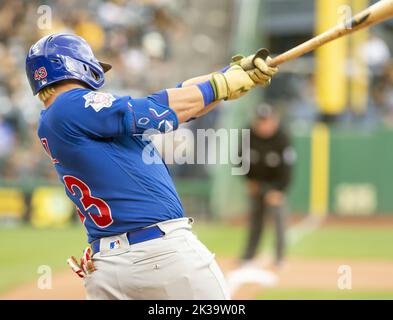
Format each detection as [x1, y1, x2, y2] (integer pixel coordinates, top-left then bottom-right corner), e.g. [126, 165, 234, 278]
[245, 0, 393, 69]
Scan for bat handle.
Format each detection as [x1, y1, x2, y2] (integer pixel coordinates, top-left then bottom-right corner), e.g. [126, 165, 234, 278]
[243, 48, 271, 71]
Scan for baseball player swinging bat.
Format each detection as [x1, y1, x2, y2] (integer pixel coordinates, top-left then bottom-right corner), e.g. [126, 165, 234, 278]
[25, 0, 393, 301]
[26, 33, 277, 300]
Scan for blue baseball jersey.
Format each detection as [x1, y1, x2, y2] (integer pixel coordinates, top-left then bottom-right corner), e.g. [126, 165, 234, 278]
[37, 88, 185, 243]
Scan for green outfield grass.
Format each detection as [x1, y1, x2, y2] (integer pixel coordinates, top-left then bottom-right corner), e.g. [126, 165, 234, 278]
[287, 226, 393, 260]
[0, 225, 86, 293]
[0, 222, 392, 294]
[258, 290, 393, 300]
[194, 223, 393, 260]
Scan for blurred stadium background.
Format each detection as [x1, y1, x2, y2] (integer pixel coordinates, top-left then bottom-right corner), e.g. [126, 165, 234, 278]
[1, 0, 393, 300]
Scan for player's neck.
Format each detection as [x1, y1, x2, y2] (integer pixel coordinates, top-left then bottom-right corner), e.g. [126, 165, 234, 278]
[43, 83, 87, 109]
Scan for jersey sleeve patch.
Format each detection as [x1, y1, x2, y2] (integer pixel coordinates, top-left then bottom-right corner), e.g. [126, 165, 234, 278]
[83, 92, 116, 112]
[129, 98, 179, 134]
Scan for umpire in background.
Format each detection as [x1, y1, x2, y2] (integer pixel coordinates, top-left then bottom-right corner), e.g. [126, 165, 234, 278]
[242, 104, 296, 266]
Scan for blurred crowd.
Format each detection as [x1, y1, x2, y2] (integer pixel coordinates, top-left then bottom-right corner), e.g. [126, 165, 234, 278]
[267, 33, 393, 127]
[1, 0, 393, 184]
[0, 0, 230, 183]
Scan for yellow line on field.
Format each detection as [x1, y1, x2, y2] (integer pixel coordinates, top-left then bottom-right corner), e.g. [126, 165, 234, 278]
[310, 123, 330, 218]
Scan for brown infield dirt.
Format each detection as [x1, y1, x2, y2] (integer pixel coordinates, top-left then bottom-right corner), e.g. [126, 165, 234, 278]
[1, 257, 393, 300]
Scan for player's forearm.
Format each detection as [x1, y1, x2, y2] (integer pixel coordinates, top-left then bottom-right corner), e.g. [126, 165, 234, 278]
[176, 72, 225, 120]
[158, 58, 277, 125]
[194, 101, 221, 118]
[167, 85, 215, 123]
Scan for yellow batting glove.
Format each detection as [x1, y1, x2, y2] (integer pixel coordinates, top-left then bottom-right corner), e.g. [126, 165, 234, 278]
[251, 56, 279, 87]
[231, 52, 278, 87]
[210, 65, 255, 101]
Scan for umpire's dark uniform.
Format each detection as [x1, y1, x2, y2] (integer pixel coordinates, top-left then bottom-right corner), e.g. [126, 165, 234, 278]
[242, 105, 295, 265]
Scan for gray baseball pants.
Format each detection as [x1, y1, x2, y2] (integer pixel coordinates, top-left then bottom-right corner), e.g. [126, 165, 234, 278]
[84, 218, 230, 300]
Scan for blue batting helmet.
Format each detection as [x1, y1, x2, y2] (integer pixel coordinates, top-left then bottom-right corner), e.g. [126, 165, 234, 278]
[25, 33, 112, 95]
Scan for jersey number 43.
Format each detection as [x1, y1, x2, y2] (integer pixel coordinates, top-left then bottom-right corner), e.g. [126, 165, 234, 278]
[63, 176, 113, 228]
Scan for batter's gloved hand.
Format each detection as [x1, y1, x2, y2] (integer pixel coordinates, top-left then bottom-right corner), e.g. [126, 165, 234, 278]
[210, 65, 256, 101]
[231, 49, 278, 87]
[67, 247, 96, 279]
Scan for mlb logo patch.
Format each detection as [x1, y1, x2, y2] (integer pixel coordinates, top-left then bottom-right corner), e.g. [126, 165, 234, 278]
[83, 92, 116, 112]
[109, 240, 121, 250]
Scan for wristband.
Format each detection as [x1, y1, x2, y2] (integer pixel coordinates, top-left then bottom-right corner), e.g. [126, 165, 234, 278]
[197, 81, 216, 107]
